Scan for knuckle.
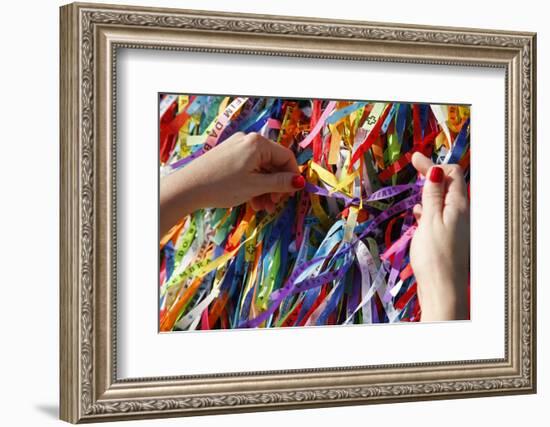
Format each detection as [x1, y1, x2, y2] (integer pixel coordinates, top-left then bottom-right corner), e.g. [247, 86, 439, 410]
[423, 195, 441, 206]
[227, 131, 245, 144]
[244, 132, 260, 143]
[276, 173, 287, 188]
[240, 133, 260, 153]
[422, 187, 442, 199]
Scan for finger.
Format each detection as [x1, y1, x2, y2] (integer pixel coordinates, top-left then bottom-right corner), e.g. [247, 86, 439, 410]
[441, 164, 469, 225]
[252, 194, 276, 213]
[270, 192, 282, 204]
[421, 165, 445, 220]
[253, 172, 305, 194]
[252, 193, 284, 212]
[411, 151, 433, 177]
[247, 133, 299, 173]
[412, 152, 467, 217]
[225, 131, 246, 145]
[443, 164, 468, 206]
[263, 197, 276, 213]
[413, 203, 422, 222]
[250, 196, 264, 212]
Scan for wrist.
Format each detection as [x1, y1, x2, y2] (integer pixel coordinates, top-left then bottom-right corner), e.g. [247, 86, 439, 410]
[160, 166, 206, 235]
[419, 294, 459, 321]
[418, 278, 468, 322]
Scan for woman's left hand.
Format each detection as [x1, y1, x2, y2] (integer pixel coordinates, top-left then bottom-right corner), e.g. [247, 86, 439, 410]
[160, 132, 304, 234]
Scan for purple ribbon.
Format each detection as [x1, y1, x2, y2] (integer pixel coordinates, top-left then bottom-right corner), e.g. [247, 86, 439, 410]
[170, 147, 204, 169]
[239, 191, 422, 329]
[304, 182, 358, 206]
[367, 183, 420, 202]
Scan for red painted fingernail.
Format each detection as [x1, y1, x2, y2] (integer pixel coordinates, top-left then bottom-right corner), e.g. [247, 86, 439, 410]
[291, 175, 305, 189]
[429, 166, 444, 183]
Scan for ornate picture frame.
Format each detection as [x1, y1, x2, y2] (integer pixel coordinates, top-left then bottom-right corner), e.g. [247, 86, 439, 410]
[59, 2, 536, 423]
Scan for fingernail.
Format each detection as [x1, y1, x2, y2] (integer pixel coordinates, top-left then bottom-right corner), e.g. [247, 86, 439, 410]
[429, 166, 444, 183]
[291, 175, 305, 189]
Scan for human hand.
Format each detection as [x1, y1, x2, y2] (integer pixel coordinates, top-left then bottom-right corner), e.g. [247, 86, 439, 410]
[160, 132, 304, 235]
[409, 152, 470, 321]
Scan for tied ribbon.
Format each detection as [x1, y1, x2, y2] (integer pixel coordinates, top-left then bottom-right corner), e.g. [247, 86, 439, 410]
[299, 101, 337, 148]
[158, 94, 470, 331]
[349, 103, 392, 170]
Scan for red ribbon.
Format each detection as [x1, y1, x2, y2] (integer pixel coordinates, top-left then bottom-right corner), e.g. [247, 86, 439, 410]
[349, 103, 392, 170]
[395, 282, 417, 310]
[159, 95, 196, 163]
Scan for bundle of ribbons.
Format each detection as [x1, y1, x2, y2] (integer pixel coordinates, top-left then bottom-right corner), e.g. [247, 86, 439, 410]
[159, 94, 470, 332]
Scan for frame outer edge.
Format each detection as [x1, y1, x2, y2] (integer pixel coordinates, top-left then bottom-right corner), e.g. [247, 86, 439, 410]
[528, 33, 537, 393]
[60, 3, 81, 424]
[69, 1, 536, 37]
[60, 1, 537, 422]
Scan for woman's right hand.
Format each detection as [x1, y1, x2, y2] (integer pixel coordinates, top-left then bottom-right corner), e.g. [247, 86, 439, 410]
[409, 152, 470, 321]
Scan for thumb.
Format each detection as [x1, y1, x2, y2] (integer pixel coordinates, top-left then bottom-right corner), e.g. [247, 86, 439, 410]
[255, 172, 305, 194]
[421, 165, 445, 219]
